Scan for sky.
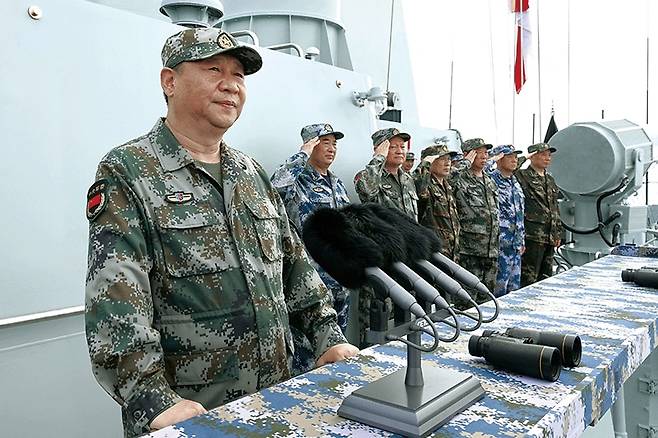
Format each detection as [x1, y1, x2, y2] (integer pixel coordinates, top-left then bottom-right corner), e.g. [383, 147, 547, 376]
[401, 0, 658, 203]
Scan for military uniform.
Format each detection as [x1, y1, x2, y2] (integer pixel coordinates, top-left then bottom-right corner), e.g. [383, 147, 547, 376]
[452, 138, 500, 301]
[271, 123, 351, 339]
[487, 145, 525, 297]
[353, 128, 417, 346]
[414, 144, 460, 261]
[515, 142, 563, 286]
[354, 128, 418, 220]
[85, 30, 346, 437]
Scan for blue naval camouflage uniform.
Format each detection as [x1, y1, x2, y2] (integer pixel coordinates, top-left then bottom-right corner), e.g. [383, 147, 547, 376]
[270, 136, 351, 331]
[85, 119, 346, 437]
[487, 146, 525, 297]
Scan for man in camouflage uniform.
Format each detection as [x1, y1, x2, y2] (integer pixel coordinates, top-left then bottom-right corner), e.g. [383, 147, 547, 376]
[402, 151, 416, 173]
[487, 145, 525, 297]
[515, 142, 563, 286]
[354, 128, 418, 220]
[84, 28, 356, 437]
[414, 143, 460, 261]
[452, 138, 500, 301]
[271, 123, 351, 343]
[353, 128, 417, 346]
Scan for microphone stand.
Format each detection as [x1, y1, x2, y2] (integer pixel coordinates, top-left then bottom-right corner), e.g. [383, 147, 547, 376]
[338, 285, 485, 438]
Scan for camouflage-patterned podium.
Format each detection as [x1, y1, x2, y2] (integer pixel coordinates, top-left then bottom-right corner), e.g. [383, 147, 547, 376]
[150, 255, 658, 437]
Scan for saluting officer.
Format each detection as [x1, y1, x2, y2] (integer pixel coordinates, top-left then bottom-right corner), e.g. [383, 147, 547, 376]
[414, 143, 461, 261]
[354, 128, 418, 220]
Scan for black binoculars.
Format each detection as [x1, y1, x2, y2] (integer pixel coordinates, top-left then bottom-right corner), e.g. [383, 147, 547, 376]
[469, 328, 582, 382]
[621, 267, 658, 289]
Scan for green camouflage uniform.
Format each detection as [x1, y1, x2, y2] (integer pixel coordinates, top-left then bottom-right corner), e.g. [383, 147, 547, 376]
[414, 144, 460, 261]
[353, 128, 418, 220]
[515, 143, 563, 286]
[452, 139, 500, 301]
[353, 128, 418, 346]
[85, 119, 346, 437]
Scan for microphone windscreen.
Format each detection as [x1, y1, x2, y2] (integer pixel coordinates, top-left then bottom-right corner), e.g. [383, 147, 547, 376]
[302, 207, 383, 289]
[361, 203, 440, 258]
[339, 204, 407, 266]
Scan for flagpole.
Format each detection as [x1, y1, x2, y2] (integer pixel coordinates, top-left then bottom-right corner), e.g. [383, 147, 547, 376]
[532, 113, 536, 144]
[488, 0, 498, 143]
[448, 59, 454, 129]
[567, 0, 571, 124]
[536, 0, 543, 137]
[646, 0, 650, 205]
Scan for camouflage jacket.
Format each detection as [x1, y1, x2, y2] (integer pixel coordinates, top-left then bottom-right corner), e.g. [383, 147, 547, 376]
[515, 166, 563, 244]
[85, 119, 345, 437]
[270, 151, 351, 294]
[413, 162, 460, 260]
[451, 168, 500, 259]
[488, 168, 525, 250]
[354, 154, 418, 220]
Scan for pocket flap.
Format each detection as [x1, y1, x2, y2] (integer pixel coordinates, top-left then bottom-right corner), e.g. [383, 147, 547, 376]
[245, 198, 280, 220]
[155, 203, 218, 229]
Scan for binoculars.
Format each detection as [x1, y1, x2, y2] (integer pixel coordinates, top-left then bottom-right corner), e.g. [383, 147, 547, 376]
[469, 328, 582, 382]
[621, 267, 658, 289]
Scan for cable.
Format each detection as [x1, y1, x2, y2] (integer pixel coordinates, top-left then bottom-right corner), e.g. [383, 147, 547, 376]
[386, 315, 439, 352]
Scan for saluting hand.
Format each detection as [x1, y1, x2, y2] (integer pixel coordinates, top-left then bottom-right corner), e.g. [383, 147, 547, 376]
[464, 150, 477, 164]
[301, 136, 320, 156]
[422, 154, 441, 164]
[491, 152, 505, 162]
[374, 139, 390, 158]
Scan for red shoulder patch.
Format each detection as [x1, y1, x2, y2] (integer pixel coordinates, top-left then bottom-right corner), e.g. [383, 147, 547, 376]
[86, 179, 108, 221]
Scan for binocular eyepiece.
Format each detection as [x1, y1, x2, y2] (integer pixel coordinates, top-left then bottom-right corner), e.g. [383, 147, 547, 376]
[469, 333, 561, 382]
[469, 327, 582, 382]
[621, 267, 658, 289]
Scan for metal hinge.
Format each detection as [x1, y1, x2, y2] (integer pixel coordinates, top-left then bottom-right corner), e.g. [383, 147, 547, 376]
[639, 378, 658, 395]
[638, 424, 658, 438]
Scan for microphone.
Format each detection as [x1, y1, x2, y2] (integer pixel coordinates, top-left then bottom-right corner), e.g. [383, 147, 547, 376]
[336, 204, 451, 313]
[358, 203, 478, 303]
[301, 207, 426, 319]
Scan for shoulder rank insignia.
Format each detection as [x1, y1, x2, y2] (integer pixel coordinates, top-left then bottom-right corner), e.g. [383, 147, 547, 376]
[86, 179, 108, 221]
[165, 192, 194, 204]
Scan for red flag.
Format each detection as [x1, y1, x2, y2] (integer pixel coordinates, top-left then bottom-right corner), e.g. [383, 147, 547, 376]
[512, 0, 530, 94]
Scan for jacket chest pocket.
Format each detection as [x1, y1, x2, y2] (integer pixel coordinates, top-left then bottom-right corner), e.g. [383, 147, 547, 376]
[245, 199, 283, 262]
[155, 202, 239, 277]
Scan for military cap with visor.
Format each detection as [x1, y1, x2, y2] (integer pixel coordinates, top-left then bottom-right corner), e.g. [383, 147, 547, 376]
[461, 138, 493, 153]
[300, 123, 344, 143]
[405, 152, 416, 161]
[421, 143, 457, 160]
[371, 128, 411, 146]
[528, 142, 557, 153]
[491, 144, 523, 156]
[162, 28, 262, 75]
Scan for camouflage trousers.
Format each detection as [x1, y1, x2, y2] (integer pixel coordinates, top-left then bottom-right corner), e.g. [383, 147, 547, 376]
[458, 254, 497, 304]
[521, 241, 555, 287]
[291, 287, 349, 376]
[494, 244, 522, 297]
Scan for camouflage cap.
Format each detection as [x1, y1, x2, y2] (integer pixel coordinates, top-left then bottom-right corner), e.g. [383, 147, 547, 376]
[452, 152, 464, 161]
[491, 144, 522, 156]
[528, 142, 557, 153]
[405, 152, 415, 161]
[371, 128, 411, 146]
[462, 138, 493, 153]
[161, 28, 262, 75]
[420, 144, 456, 160]
[300, 123, 344, 143]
